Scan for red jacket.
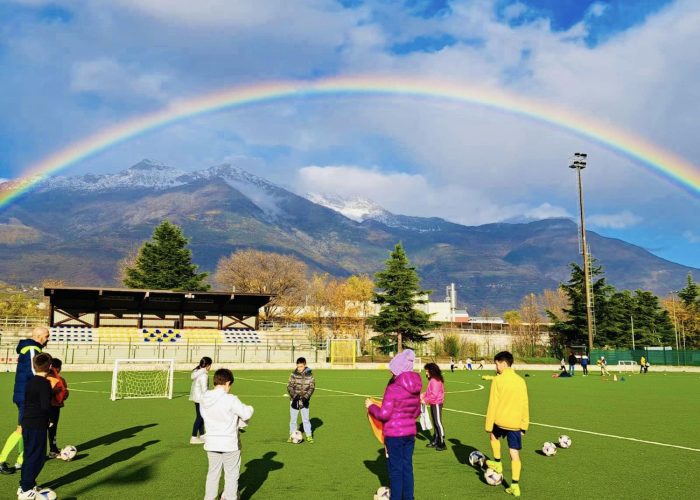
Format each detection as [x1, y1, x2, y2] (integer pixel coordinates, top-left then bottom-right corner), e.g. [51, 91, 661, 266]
[47, 368, 69, 407]
[369, 371, 422, 438]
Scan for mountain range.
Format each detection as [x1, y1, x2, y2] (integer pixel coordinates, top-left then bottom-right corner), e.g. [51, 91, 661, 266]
[0, 159, 696, 311]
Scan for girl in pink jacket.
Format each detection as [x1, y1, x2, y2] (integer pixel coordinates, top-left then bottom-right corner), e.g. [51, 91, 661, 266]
[365, 349, 422, 500]
[421, 362, 446, 451]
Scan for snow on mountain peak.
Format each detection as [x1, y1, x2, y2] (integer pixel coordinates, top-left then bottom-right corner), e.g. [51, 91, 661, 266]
[305, 193, 392, 222]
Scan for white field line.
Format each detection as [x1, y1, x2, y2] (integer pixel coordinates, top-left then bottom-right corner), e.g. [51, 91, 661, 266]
[237, 376, 700, 453]
[442, 408, 700, 453]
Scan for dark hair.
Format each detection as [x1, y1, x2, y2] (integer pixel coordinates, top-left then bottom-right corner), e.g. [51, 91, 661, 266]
[296, 357, 306, 365]
[213, 368, 234, 386]
[423, 362, 444, 382]
[195, 356, 213, 371]
[50, 358, 63, 371]
[33, 352, 52, 373]
[494, 351, 514, 366]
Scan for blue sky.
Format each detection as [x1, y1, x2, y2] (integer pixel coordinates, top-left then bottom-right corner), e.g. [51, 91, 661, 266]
[0, 0, 699, 271]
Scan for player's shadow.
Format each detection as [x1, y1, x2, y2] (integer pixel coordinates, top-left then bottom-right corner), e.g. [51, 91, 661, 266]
[534, 450, 547, 456]
[296, 417, 324, 434]
[76, 423, 158, 452]
[363, 447, 389, 486]
[46, 439, 159, 489]
[448, 438, 477, 466]
[238, 451, 284, 500]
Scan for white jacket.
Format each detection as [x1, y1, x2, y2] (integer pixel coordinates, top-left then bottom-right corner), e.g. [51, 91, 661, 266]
[200, 387, 254, 452]
[189, 368, 209, 403]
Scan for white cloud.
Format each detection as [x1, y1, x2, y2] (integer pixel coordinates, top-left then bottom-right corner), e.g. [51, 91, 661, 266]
[683, 230, 700, 244]
[523, 203, 572, 220]
[70, 58, 169, 101]
[588, 211, 642, 229]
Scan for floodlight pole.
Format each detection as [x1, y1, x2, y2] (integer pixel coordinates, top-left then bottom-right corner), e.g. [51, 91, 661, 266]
[570, 153, 595, 354]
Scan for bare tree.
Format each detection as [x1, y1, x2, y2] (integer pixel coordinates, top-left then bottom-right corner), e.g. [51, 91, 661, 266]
[542, 287, 569, 322]
[214, 249, 308, 319]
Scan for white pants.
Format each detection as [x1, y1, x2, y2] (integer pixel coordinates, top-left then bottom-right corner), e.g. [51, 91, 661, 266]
[205, 450, 241, 500]
[289, 406, 312, 435]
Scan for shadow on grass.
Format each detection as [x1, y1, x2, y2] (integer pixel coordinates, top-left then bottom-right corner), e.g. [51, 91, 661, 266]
[68, 457, 158, 497]
[76, 424, 158, 452]
[363, 447, 388, 487]
[449, 438, 489, 484]
[295, 417, 323, 434]
[46, 440, 159, 489]
[239, 451, 284, 500]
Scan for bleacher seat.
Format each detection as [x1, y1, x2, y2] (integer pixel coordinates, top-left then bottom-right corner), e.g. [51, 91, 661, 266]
[50, 326, 94, 343]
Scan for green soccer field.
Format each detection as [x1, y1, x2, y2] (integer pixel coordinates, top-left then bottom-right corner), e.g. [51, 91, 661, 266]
[1, 368, 698, 499]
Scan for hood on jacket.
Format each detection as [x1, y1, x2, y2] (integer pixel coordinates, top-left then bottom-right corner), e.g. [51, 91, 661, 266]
[389, 349, 415, 376]
[293, 367, 313, 376]
[16, 338, 41, 355]
[394, 370, 422, 395]
[201, 387, 227, 409]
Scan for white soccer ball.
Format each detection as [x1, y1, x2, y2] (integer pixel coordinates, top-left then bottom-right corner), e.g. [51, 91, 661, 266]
[36, 488, 57, 500]
[558, 435, 572, 448]
[60, 444, 77, 461]
[374, 486, 391, 499]
[484, 468, 503, 486]
[468, 450, 486, 468]
[290, 431, 303, 444]
[542, 441, 557, 456]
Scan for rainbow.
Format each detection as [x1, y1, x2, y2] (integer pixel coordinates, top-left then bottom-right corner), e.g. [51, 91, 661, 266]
[1, 75, 699, 209]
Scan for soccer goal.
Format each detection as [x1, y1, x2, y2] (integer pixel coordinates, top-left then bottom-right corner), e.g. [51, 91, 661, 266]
[329, 339, 358, 366]
[617, 360, 638, 373]
[111, 359, 175, 401]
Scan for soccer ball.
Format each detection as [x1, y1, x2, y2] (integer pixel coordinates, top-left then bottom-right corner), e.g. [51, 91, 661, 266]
[374, 486, 391, 499]
[468, 450, 486, 468]
[484, 468, 503, 486]
[36, 488, 57, 500]
[60, 444, 77, 461]
[558, 435, 572, 448]
[290, 431, 303, 444]
[542, 441, 557, 456]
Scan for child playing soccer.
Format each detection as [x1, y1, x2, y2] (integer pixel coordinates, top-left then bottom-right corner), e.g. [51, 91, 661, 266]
[365, 349, 422, 500]
[46, 358, 69, 459]
[287, 357, 315, 443]
[484, 351, 529, 498]
[200, 368, 253, 500]
[18, 352, 53, 499]
[189, 356, 212, 444]
[421, 363, 446, 451]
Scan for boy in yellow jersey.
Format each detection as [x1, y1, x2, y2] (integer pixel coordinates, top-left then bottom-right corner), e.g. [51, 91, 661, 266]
[484, 351, 529, 498]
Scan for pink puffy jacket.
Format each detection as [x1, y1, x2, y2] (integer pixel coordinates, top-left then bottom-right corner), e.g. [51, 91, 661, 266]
[369, 371, 422, 437]
[422, 378, 445, 405]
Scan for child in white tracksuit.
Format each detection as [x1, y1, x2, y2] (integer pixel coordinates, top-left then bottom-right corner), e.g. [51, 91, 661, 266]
[200, 368, 254, 500]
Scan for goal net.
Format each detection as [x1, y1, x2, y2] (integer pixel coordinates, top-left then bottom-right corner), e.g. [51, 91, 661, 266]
[617, 360, 637, 373]
[329, 339, 358, 366]
[111, 359, 175, 401]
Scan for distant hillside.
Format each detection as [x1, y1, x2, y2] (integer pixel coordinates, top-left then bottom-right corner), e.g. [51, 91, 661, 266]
[0, 159, 696, 311]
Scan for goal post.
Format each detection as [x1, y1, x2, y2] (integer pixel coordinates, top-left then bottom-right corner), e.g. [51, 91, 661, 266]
[329, 339, 358, 366]
[111, 359, 175, 401]
[617, 360, 637, 373]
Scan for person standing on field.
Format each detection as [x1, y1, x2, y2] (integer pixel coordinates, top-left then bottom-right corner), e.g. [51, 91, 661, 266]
[568, 352, 577, 376]
[0, 327, 49, 475]
[580, 354, 589, 376]
[190, 356, 212, 444]
[287, 357, 315, 443]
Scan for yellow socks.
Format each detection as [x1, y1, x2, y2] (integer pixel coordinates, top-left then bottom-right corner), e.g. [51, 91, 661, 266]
[0, 431, 21, 462]
[490, 438, 501, 460]
[512, 459, 522, 482]
[16, 438, 24, 466]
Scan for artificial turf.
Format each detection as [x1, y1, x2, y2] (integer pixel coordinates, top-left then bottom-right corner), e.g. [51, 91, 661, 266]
[0, 368, 698, 499]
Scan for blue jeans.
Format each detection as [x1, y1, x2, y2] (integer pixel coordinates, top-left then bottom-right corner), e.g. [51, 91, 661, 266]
[569, 364, 575, 376]
[384, 436, 415, 500]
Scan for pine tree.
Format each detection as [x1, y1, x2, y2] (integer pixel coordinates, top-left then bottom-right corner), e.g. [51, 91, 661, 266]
[124, 220, 210, 291]
[678, 273, 698, 309]
[370, 243, 434, 352]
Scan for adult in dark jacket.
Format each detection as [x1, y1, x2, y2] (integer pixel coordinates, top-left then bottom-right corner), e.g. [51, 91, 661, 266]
[568, 352, 577, 376]
[0, 327, 49, 475]
[287, 357, 315, 442]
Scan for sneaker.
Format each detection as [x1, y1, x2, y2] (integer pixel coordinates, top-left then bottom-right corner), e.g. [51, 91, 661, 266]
[287, 436, 294, 443]
[0, 461, 15, 474]
[14, 462, 22, 470]
[305, 435, 314, 444]
[506, 484, 521, 497]
[189, 437, 204, 444]
[435, 443, 447, 451]
[17, 487, 37, 499]
[48, 451, 60, 459]
[485, 460, 503, 474]
[426, 441, 437, 448]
